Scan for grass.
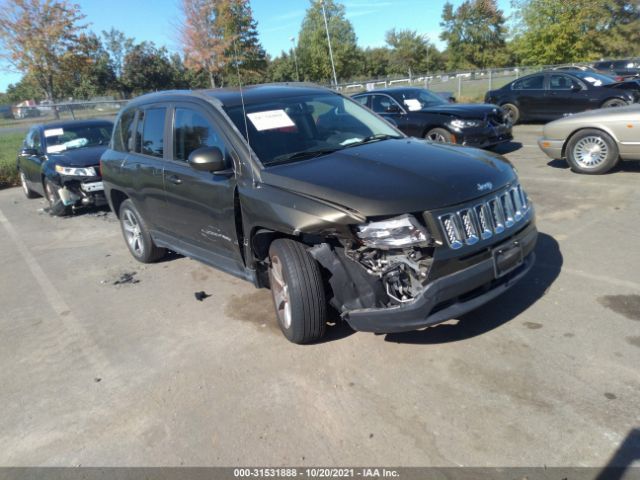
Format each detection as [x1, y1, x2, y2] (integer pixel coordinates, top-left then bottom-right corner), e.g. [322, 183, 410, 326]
[0, 132, 25, 189]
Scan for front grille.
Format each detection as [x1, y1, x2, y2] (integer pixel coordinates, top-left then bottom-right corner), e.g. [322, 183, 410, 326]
[438, 184, 529, 249]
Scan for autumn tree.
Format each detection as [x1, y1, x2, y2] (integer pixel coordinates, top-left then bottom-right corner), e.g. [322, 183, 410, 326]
[0, 0, 87, 106]
[297, 0, 360, 83]
[439, 0, 508, 70]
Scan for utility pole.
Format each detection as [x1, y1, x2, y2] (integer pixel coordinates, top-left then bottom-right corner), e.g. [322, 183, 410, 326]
[290, 37, 300, 82]
[321, 0, 338, 88]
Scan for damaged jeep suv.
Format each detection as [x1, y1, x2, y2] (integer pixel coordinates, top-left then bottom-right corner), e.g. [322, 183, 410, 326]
[101, 85, 537, 344]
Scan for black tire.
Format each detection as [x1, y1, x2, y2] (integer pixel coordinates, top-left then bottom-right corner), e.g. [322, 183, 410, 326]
[44, 178, 71, 216]
[601, 98, 628, 109]
[118, 199, 166, 263]
[19, 170, 38, 199]
[501, 103, 520, 125]
[268, 239, 327, 344]
[425, 127, 454, 143]
[566, 129, 619, 175]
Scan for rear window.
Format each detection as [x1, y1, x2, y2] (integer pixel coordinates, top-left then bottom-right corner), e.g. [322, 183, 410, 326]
[112, 109, 135, 152]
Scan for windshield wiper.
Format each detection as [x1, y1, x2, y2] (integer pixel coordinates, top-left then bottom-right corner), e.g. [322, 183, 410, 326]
[268, 147, 343, 166]
[343, 133, 402, 148]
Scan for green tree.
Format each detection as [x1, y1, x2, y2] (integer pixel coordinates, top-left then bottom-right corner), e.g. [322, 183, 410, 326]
[297, 0, 361, 83]
[511, 0, 639, 65]
[361, 47, 391, 78]
[0, 0, 87, 113]
[102, 28, 134, 92]
[266, 52, 297, 82]
[121, 42, 177, 95]
[4, 74, 43, 103]
[440, 0, 508, 70]
[385, 29, 437, 77]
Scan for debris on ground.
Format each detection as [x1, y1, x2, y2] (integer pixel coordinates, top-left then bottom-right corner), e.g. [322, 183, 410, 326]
[113, 272, 139, 285]
[194, 291, 211, 301]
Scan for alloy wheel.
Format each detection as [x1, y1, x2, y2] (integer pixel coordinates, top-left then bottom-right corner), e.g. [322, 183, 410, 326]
[269, 254, 292, 329]
[122, 209, 144, 257]
[573, 136, 608, 169]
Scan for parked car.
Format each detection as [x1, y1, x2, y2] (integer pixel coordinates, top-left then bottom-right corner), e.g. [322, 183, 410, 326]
[485, 70, 639, 124]
[592, 59, 640, 80]
[101, 85, 537, 344]
[353, 87, 512, 148]
[0, 104, 14, 119]
[16, 119, 112, 215]
[537, 104, 640, 174]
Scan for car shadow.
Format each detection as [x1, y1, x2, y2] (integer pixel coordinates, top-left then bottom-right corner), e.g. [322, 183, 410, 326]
[383, 232, 562, 345]
[316, 307, 356, 344]
[546, 159, 569, 169]
[595, 428, 640, 480]
[491, 141, 523, 155]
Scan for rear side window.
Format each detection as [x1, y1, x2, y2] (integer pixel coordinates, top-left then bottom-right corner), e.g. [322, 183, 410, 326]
[141, 108, 166, 157]
[173, 108, 225, 161]
[512, 75, 544, 90]
[112, 109, 135, 152]
[353, 95, 368, 107]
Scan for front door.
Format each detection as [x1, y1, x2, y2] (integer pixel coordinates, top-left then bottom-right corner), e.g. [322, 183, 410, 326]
[161, 103, 244, 275]
[545, 74, 590, 117]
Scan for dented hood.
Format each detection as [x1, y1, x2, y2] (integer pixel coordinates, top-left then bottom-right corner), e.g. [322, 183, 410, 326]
[47, 146, 107, 167]
[261, 138, 517, 217]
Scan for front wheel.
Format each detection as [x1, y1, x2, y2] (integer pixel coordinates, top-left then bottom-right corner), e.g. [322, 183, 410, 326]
[268, 239, 327, 344]
[601, 98, 627, 109]
[44, 178, 71, 216]
[501, 103, 520, 125]
[425, 128, 454, 144]
[118, 199, 166, 263]
[566, 129, 619, 174]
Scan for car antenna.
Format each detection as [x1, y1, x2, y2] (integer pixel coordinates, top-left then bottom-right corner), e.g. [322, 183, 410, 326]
[232, 37, 254, 184]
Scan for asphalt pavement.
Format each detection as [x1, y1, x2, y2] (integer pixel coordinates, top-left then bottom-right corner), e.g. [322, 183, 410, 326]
[0, 124, 639, 467]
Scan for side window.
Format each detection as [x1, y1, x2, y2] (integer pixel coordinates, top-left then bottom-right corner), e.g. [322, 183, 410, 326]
[549, 74, 573, 90]
[353, 95, 368, 107]
[173, 108, 226, 162]
[24, 130, 34, 149]
[32, 131, 42, 153]
[141, 108, 166, 157]
[113, 109, 135, 152]
[371, 95, 393, 113]
[135, 109, 144, 153]
[512, 75, 544, 90]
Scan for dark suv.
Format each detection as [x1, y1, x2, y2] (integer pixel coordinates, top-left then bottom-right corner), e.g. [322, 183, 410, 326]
[101, 85, 537, 344]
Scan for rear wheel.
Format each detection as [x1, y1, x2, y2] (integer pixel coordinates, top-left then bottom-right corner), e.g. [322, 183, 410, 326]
[268, 239, 326, 344]
[44, 178, 71, 216]
[601, 98, 627, 109]
[566, 129, 619, 174]
[501, 103, 520, 125]
[19, 170, 38, 199]
[118, 199, 166, 262]
[425, 128, 454, 144]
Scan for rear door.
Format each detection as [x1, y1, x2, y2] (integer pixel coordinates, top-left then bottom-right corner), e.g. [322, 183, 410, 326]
[510, 74, 546, 119]
[161, 102, 244, 275]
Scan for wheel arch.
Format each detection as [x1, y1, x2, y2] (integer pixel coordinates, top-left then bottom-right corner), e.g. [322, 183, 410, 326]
[110, 189, 129, 218]
[562, 126, 620, 158]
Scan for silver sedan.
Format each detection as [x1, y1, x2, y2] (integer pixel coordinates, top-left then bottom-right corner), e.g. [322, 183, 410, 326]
[538, 104, 640, 174]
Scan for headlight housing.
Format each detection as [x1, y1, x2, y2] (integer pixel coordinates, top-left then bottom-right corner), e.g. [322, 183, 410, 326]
[55, 165, 97, 176]
[356, 214, 430, 249]
[449, 119, 482, 129]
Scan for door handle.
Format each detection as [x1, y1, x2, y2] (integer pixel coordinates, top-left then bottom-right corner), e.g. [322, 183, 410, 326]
[166, 174, 182, 185]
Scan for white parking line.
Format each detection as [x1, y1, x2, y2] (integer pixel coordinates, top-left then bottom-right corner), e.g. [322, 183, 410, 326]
[0, 206, 115, 377]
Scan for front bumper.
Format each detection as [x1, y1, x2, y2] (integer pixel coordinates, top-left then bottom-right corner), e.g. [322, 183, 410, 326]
[537, 137, 564, 160]
[56, 175, 107, 207]
[457, 124, 513, 148]
[343, 223, 538, 333]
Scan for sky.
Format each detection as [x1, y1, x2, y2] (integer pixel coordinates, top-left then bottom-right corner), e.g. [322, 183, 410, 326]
[0, 0, 513, 93]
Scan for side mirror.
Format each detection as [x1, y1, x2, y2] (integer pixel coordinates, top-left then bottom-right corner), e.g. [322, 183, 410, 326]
[187, 146, 226, 172]
[448, 96, 457, 103]
[19, 148, 38, 157]
[385, 104, 402, 113]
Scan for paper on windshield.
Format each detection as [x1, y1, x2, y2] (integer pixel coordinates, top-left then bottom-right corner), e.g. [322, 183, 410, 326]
[64, 138, 88, 149]
[403, 99, 422, 111]
[47, 144, 66, 153]
[44, 128, 64, 137]
[584, 76, 602, 86]
[247, 109, 295, 131]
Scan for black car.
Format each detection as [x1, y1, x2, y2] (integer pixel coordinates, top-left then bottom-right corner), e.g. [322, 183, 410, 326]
[16, 119, 112, 215]
[353, 87, 512, 148]
[484, 70, 639, 124]
[101, 85, 537, 344]
[592, 59, 640, 80]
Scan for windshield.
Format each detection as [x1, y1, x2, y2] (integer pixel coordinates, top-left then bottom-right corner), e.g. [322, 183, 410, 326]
[44, 124, 112, 154]
[571, 71, 616, 86]
[224, 93, 402, 166]
[396, 89, 447, 110]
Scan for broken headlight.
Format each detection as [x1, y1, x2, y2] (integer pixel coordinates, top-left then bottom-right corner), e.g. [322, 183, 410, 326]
[55, 165, 97, 176]
[356, 214, 430, 249]
[449, 119, 482, 129]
